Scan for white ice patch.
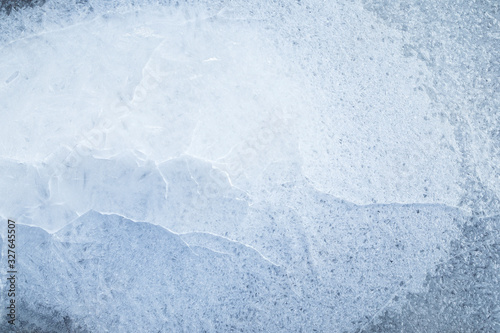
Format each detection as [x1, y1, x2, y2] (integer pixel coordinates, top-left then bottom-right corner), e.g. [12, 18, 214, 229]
[0, 1, 463, 206]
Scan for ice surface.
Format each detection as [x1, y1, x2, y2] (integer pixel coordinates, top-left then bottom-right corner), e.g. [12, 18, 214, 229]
[0, 210, 464, 332]
[0, 0, 498, 332]
[3, 212, 306, 332]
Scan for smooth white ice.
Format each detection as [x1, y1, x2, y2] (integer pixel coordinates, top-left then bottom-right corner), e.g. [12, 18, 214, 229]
[0, 0, 467, 206]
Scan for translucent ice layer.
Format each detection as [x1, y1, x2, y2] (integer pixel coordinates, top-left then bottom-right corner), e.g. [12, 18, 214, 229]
[3, 0, 497, 208]
[0, 0, 498, 332]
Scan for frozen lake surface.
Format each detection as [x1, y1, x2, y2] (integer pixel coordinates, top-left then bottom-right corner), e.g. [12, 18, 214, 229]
[0, 0, 498, 332]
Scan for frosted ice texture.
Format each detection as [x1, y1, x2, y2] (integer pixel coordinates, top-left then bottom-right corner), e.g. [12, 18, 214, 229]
[0, 0, 498, 332]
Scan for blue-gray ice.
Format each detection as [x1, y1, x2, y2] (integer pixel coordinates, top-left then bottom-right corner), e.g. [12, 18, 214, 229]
[0, 0, 498, 332]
